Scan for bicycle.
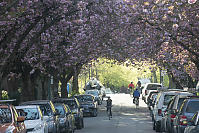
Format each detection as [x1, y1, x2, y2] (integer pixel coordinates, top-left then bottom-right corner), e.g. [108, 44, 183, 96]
[106, 106, 112, 120]
[134, 97, 139, 109]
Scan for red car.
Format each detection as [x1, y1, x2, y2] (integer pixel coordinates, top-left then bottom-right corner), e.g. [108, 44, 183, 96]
[0, 100, 26, 133]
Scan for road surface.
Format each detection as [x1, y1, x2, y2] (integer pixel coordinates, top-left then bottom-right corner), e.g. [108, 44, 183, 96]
[76, 93, 156, 133]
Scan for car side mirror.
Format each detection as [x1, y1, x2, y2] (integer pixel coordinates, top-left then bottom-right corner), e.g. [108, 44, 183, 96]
[17, 116, 25, 122]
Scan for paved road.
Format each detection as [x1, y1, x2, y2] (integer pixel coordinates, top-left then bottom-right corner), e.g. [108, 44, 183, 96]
[76, 93, 156, 133]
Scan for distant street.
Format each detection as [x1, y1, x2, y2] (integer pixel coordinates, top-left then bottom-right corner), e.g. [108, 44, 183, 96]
[76, 93, 156, 133]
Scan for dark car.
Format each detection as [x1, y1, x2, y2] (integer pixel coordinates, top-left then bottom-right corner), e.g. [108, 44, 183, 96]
[54, 103, 75, 133]
[53, 98, 84, 129]
[161, 92, 193, 133]
[0, 100, 26, 133]
[20, 100, 60, 133]
[173, 96, 199, 133]
[85, 89, 102, 105]
[184, 111, 199, 133]
[75, 94, 98, 117]
[147, 91, 158, 108]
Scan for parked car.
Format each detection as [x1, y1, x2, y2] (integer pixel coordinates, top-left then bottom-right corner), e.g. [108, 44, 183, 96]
[16, 105, 48, 133]
[75, 94, 98, 117]
[184, 111, 199, 133]
[148, 92, 158, 120]
[160, 92, 193, 133]
[85, 89, 102, 105]
[53, 98, 84, 129]
[0, 100, 26, 133]
[152, 90, 180, 132]
[147, 91, 158, 108]
[53, 103, 75, 133]
[20, 100, 60, 133]
[173, 96, 199, 133]
[142, 83, 162, 103]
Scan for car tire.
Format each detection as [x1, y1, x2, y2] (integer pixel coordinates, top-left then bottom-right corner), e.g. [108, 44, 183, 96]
[82, 118, 84, 128]
[155, 121, 161, 132]
[92, 109, 98, 117]
[153, 121, 155, 130]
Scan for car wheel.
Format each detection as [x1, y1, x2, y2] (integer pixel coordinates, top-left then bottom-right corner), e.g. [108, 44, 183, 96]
[81, 118, 84, 128]
[93, 109, 98, 117]
[155, 121, 161, 132]
[153, 121, 155, 130]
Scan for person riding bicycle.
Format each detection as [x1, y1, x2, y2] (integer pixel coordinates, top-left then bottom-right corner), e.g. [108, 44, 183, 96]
[133, 88, 140, 104]
[106, 97, 112, 117]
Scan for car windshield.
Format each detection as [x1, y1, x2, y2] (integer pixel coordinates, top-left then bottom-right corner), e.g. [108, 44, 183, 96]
[86, 91, 98, 96]
[164, 95, 175, 105]
[38, 104, 53, 116]
[78, 96, 93, 102]
[146, 84, 162, 90]
[17, 108, 39, 120]
[186, 101, 199, 113]
[54, 105, 65, 115]
[64, 100, 77, 110]
[0, 108, 12, 124]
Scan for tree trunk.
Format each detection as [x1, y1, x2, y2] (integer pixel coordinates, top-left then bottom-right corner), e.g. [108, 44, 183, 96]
[152, 69, 157, 83]
[21, 73, 35, 102]
[168, 73, 176, 89]
[41, 76, 48, 100]
[60, 69, 74, 98]
[72, 65, 82, 93]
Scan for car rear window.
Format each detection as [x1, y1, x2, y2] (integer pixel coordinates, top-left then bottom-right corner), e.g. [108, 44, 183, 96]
[146, 84, 162, 90]
[177, 98, 186, 109]
[64, 100, 77, 110]
[39, 104, 53, 116]
[164, 95, 175, 105]
[186, 101, 199, 113]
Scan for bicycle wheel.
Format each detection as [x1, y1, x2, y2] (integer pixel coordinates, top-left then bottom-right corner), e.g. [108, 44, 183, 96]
[107, 108, 111, 120]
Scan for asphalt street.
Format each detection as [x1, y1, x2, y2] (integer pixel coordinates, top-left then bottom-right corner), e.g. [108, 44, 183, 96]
[76, 93, 156, 133]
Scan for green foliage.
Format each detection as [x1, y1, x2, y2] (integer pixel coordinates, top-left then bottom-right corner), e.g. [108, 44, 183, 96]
[2, 90, 9, 100]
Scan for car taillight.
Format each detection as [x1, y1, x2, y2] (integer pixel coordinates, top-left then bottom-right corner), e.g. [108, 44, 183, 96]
[158, 109, 162, 116]
[145, 90, 148, 95]
[170, 114, 176, 122]
[179, 115, 187, 126]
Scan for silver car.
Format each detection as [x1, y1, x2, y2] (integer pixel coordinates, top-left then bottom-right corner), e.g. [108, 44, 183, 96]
[184, 111, 199, 133]
[16, 105, 48, 133]
[20, 100, 60, 133]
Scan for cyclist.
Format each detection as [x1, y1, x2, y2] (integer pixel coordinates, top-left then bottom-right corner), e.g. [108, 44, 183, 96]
[128, 81, 135, 94]
[133, 88, 140, 104]
[106, 97, 112, 118]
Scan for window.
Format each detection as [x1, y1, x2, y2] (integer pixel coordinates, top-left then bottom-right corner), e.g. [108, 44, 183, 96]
[186, 101, 199, 113]
[54, 105, 65, 116]
[17, 108, 39, 120]
[146, 84, 162, 90]
[39, 104, 53, 116]
[163, 95, 175, 105]
[0, 108, 12, 124]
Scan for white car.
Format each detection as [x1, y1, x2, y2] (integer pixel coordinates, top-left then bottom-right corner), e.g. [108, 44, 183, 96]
[16, 105, 48, 133]
[152, 90, 182, 132]
[142, 83, 162, 103]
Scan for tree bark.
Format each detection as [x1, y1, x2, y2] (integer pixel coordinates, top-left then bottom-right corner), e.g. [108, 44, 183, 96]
[72, 64, 82, 93]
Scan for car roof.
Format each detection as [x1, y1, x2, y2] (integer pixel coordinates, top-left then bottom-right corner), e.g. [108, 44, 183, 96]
[145, 83, 162, 85]
[15, 105, 39, 109]
[20, 100, 51, 105]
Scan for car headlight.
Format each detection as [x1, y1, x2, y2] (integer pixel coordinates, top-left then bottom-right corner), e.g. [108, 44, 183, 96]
[33, 123, 43, 131]
[72, 108, 78, 114]
[5, 126, 15, 133]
